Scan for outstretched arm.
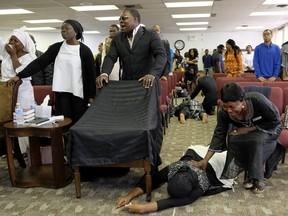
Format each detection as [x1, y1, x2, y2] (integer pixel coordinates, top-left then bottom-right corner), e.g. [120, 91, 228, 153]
[116, 166, 169, 209]
[116, 187, 144, 208]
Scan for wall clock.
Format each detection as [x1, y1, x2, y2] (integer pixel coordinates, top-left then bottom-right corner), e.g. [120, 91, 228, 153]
[174, 39, 185, 50]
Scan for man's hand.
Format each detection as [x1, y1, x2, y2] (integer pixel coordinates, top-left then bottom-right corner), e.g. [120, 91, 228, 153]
[267, 77, 276, 82]
[138, 74, 155, 88]
[258, 76, 267, 82]
[7, 76, 20, 86]
[96, 74, 108, 88]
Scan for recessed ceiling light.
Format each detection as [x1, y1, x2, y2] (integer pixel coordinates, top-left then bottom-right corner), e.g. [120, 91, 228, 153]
[23, 19, 63, 24]
[95, 16, 119, 21]
[172, 14, 210, 18]
[250, 11, 288, 16]
[84, 31, 100, 34]
[263, 0, 288, 4]
[26, 27, 56, 31]
[0, 9, 33, 15]
[235, 26, 264, 30]
[165, 1, 213, 7]
[176, 22, 209, 25]
[179, 27, 207, 31]
[70, 5, 118, 11]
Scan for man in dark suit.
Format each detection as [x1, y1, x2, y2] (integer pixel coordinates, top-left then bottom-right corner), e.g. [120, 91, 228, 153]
[96, 7, 167, 89]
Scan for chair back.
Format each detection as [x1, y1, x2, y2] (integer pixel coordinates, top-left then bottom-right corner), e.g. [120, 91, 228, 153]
[33, 85, 55, 106]
[0, 80, 22, 124]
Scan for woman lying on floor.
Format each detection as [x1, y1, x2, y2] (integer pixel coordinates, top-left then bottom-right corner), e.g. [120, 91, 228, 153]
[116, 145, 234, 214]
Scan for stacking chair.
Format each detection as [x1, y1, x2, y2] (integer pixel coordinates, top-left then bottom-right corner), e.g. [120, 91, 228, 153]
[69, 81, 163, 201]
[0, 80, 26, 167]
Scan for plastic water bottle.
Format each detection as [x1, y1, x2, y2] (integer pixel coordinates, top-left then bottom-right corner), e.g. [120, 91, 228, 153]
[30, 100, 37, 110]
[14, 103, 25, 125]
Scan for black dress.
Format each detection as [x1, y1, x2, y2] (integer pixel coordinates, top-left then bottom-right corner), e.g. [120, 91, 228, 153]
[137, 148, 230, 211]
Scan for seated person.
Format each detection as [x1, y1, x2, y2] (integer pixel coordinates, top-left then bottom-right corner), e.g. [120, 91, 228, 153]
[174, 98, 208, 124]
[190, 71, 217, 115]
[116, 145, 233, 214]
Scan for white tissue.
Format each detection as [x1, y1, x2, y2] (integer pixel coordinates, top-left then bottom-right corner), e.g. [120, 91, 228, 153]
[41, 95, 50, 106]
[36, 95, 52, 118]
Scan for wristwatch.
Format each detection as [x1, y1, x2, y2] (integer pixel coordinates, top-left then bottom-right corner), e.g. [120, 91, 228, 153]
[174, 39, 185, 50]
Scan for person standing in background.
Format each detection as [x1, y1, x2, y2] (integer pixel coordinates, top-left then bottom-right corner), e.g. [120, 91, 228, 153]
[253, 29, 281, 82]
[185, 48, 199, 95]
[101, 24, 120, 81]
[242, 45, 254, 73]
[29, 34, 54, 85]
[202, 49, 212, 76]
[172, 49, 183, 72]
[8, 20, 96, 125]
[211, 44, 225, 73]
[224, 39, 243, 77]
[152, 25, 171, 80]
[95, 42, 103, 77]
[281, 40, 288, 81]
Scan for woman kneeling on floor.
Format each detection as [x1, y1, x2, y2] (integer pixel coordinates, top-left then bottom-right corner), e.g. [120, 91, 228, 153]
[194, 82, 282, 194]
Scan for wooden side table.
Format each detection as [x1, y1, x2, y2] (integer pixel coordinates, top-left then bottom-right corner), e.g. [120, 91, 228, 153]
[4, 118, 73, 188]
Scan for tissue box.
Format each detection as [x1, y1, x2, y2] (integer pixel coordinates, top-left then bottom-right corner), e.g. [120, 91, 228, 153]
[35, 105, 52, 118]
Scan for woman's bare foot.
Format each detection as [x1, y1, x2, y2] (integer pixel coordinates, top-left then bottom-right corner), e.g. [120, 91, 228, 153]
[180, 113, 186, 124]
[202, 113, 208, 124]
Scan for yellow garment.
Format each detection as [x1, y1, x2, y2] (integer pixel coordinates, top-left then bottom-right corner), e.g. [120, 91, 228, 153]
[225, 51, 243, 77]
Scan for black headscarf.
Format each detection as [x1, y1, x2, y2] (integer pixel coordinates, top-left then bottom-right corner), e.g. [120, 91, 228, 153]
[64, 19, 84, 41]
[167, 167, 198, 198]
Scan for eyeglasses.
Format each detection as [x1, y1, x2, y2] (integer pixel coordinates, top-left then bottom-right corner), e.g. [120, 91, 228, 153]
[119, 16, 129, 21]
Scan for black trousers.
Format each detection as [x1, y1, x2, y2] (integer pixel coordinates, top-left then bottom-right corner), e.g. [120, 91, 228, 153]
[55, 92, 87, 124]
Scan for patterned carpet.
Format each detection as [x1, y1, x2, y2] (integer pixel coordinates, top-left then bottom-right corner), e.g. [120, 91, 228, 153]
[0, 97, 287, 216]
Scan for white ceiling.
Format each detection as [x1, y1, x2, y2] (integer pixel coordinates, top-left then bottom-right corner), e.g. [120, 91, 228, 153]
[0, 0, 288, 36]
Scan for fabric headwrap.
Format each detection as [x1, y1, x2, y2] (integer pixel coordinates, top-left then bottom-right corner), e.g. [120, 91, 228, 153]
[64, 19, 84, 41]
[12, 26, 36, 59]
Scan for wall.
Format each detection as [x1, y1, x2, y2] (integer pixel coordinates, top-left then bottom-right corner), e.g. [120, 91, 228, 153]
[0, 29, 276, 70]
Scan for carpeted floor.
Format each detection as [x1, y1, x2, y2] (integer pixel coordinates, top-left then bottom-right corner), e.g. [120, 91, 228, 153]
[0, 97, 287, 216]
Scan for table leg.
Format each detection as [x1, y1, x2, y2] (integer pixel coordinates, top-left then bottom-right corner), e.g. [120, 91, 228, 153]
[144, 159, 152, 202]
[28, 137, 42, 167]
[5, 136, 16, 186]
[74, 167, 81, 198]
[50, 128, 65, 187]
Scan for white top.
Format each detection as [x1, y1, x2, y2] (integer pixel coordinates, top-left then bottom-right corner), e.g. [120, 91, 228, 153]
[242, 52, 254, 71]
[0, 37, 35, 109]
[101, 40, 120, 81]
[53, 40, 83, 99]
[187, 145, 234, 188]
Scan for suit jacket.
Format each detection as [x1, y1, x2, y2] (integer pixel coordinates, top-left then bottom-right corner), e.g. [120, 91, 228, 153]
[101, 26, 167, 80]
